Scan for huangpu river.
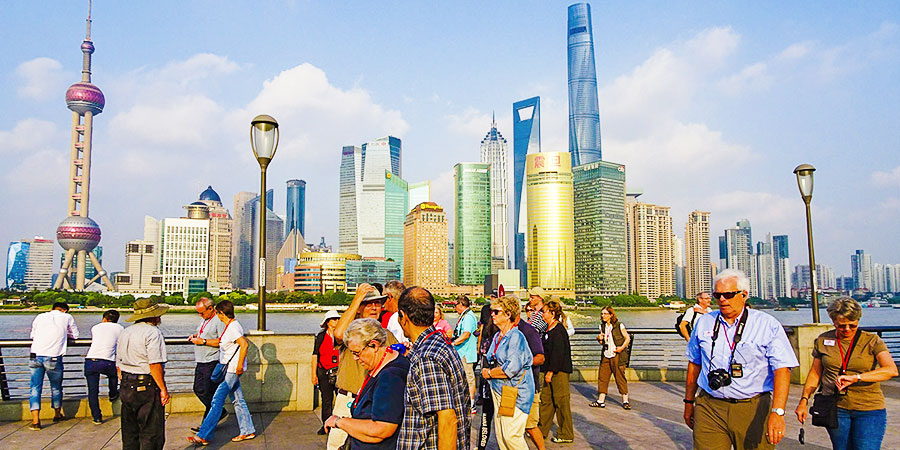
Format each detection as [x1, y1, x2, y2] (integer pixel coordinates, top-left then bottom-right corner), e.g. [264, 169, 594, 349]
[1, 306, 898, 339]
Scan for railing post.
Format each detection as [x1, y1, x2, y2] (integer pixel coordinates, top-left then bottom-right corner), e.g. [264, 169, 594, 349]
[0, 346, 10, 401]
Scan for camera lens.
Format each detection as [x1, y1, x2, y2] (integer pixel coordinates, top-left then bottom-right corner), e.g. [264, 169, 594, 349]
[707, 368, 732, 390]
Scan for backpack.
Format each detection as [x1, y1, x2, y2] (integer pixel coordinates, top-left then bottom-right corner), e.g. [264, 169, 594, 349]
[675, 308, 699, 335]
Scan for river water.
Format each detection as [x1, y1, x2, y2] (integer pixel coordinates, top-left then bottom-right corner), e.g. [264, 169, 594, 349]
[2, 306, 898, 339]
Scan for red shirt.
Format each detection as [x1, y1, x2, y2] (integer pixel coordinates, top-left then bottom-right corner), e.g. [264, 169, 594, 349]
[317, 333, 339, 370]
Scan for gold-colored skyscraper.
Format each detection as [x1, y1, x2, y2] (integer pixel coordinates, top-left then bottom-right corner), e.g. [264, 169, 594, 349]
[625, 196, 675, 299]
[403, 202, 449, 293]
[685, 211, 712, 298]
[526, 152, 574, 290]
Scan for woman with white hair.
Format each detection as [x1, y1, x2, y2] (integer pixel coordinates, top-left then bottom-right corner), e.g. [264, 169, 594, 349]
[795, 297, 898, 450]
[324, 318, 409, 450]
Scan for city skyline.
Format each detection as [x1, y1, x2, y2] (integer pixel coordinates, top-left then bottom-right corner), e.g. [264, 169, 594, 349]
[2, 2, 899, 277]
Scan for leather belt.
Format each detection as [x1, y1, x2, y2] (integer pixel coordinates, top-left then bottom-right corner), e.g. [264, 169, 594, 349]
[121, 372, 153, 381]
[336, 388, 357, 398]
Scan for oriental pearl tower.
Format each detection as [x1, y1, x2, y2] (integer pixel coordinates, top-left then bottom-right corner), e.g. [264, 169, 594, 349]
[52, 2, 115, 291]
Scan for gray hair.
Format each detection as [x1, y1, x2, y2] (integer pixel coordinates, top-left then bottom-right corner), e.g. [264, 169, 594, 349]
[344, 318, 387, 348]
[713, 269, 751, 292]
[384, 280, 406, 298]
[827, 297, 862, 322]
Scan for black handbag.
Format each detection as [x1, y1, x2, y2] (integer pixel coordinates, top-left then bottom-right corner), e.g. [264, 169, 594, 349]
[810, 330, 860, 429]
[211, 347, 239, 384]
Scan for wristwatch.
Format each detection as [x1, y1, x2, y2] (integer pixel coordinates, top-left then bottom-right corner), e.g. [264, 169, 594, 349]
[771, 408, 785, 416]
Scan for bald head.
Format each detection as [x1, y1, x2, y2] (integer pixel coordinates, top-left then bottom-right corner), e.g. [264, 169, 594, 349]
[398, 286, 435, 327]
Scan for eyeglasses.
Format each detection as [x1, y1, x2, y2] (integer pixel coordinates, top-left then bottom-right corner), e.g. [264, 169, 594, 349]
[490, 309, 504, 316]
[713, 291, 742, 300]
[350, 343, 375, 358]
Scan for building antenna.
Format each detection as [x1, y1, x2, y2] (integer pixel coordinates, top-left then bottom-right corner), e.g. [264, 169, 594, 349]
[86, 0, 92, 40]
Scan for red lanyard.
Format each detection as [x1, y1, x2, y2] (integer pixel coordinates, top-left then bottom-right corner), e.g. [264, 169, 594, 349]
[837, 336, 854, 372]
[353, 348, 392, 409]
[492, 329, 508, 355]
[197, 318, 212, 336]
[219, 319, 233, 340]
[722, 322, 738, 352]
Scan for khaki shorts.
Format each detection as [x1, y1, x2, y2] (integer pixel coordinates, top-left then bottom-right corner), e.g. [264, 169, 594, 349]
[462, 356, 476, 394]
[526, 396, 540, 429]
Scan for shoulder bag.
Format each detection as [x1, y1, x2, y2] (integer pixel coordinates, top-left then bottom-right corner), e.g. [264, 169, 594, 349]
[497, 369, 527, 417]
[211, 347, 239, 384]
[810, 330, 860, 429]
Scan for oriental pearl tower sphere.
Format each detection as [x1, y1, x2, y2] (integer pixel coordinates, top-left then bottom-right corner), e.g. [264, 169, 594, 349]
[52, 3, 115, 292]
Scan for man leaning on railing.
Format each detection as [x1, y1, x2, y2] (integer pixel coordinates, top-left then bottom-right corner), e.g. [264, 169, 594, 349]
[28, 301, 79, 430]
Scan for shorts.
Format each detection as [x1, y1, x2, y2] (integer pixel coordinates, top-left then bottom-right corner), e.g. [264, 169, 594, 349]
[526, 396, 540, 429]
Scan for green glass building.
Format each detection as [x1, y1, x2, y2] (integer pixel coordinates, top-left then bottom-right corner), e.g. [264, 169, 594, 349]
[384, 171, 409, 277]
[573, 160, 627, 298]
[453, 163, 492, 285]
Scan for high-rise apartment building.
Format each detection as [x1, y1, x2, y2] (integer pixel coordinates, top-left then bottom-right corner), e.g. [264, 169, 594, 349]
[755, 239, 776, 300]
[513, 97, 541, 287]
[159, 218, 209, 295]
[296, 252, 360, 293]
[114, 241, 162, 294]
[567, 2, 602, 166]
[851, 250, 873, 291]
[480, 117, 509, 269]
[338, 146, 362, 254]
[684, 211, 712, 298]
[793, 264, 836, 292]
[674, 236, 685, 298]
[884, 264, 899, 293]
[346, 258, 402, 293]
[454, 163, 492, 285]
[198, 186, 232, 290]
[573, 160, 627, 298]
[253, 191, 284, 291]
[772, 235, 790, 298]
[403, 202, 448, 293]
[625, 197, 675, 299]
[5, 238, 54, 291]
[231, 191, 256, 289]
[526, 152, 574, 290]
[286, 179, 306, 240]
[721, 219, 756, 295]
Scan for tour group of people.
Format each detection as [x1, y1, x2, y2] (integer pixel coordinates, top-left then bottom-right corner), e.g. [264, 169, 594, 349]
[23, 267, 897, 449]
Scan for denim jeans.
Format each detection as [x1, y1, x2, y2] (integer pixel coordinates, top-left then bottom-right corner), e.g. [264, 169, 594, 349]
[196, 372, 255, 441]
[29, 355, 63, 411]
[826, 408, 886, 450]
[84, 358, 119, 421]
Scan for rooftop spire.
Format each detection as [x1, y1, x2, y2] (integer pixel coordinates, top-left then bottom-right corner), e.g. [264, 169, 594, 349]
[492, 110, 496, 129]
[86, 0, 92, 40]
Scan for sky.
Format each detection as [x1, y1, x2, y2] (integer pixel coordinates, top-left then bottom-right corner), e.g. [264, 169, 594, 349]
[2, 1, 898, 280]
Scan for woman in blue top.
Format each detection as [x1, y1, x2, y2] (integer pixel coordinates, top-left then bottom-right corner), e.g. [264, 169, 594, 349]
[481, 295, 535, 450]
[324, 318, 408, 450]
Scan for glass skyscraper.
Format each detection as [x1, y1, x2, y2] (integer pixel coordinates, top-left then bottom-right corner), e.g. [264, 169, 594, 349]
[339, 146, 362, 254]
[6, 241, 29, 290]
[346, 259, 402, 291]
[573, 161, 626, 298]
[454, 163, 492, 285]
[385, 171, 410, 278]
[480, 117, 509, 269]
[772, 235, 790, 298]
[513, 97, 541, 286]
[526, 152, 574, 290]
[567, 2, 602, 166]
[286, 179, 306, 240]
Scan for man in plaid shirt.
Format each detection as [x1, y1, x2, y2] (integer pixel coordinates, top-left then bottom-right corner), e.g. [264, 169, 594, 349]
[397, 287, 471, 450]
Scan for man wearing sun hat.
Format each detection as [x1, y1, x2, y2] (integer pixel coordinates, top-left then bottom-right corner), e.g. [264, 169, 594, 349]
[117, 298, 171, 450]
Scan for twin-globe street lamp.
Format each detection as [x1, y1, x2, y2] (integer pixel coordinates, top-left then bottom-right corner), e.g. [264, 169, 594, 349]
[794, 163, 819, 323]
[251, 115, 279, 332]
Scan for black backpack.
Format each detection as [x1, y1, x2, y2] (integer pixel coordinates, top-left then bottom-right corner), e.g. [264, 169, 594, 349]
[675, 308, 698, 335]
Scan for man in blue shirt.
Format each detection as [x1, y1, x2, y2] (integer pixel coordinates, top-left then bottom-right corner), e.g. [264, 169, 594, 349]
[452, 295, 478, 411]
[684, 269, 798, 450]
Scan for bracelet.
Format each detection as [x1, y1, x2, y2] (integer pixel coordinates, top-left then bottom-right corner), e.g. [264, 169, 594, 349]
[683, 399, 695, 404]
[857, 373, 862, 381]
[800, 396, 809, 402]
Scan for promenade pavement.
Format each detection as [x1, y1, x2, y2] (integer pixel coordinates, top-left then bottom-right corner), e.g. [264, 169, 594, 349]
[1, 380, 897, 449]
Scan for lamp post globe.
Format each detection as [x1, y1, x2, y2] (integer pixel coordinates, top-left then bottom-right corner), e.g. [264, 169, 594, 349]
[251, 114, 279, 333]
[794, 163, 819, 323]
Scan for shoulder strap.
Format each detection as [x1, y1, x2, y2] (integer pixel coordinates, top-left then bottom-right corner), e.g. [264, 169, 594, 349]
[839, 330, 862, 376]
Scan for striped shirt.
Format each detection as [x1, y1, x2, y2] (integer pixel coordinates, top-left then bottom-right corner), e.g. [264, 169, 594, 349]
[397, 326, 471, 450]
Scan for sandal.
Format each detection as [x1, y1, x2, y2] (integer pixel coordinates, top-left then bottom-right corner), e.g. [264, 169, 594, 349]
[589, 401, 605, 408]
[623, 402, 632, 410]
[187, 436, 209, 446]
[232, 434, 256, 442]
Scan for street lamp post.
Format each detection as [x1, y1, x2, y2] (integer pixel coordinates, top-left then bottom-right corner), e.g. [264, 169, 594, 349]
[251, 115, 279, 332]
[794, 163, 819, 323]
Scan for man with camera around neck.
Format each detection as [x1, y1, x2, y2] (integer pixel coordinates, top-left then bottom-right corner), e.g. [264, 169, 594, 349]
[683, 269, 798, 449]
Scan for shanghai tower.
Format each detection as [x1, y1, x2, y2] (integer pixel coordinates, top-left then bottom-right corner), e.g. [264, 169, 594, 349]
[567, 3, 602, 166]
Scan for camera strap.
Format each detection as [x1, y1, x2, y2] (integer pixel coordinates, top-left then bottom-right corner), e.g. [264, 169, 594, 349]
[710, 307, 749, 369]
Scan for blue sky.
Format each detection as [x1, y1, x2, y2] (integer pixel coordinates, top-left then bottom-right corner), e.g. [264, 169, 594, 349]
[2, 1, 898, 278]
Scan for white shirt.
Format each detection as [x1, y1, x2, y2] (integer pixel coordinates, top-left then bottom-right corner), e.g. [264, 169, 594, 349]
[386, 312, 408, 344]
[219, 319, 246, 373]
[683, 305, 712, 330]
[30, 310, 79, 357]
[86, 322, 124, 361]
[564, 316, 575, 337]
[603, 325, 617, 358]
[117, 322, 167, 374]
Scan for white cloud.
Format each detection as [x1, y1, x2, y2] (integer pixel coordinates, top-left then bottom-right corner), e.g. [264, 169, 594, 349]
[0, 119, 60, 154]
[776, 42, 812, 61]
[717, 62, 772, 95]
[3, 150, 68, 193]
[872, 165, 900, 187]
[15, 57, 67, 101]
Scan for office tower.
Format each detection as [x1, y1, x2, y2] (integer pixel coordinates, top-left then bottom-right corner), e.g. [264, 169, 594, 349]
[346, 258, 402, 293]
[52, 7, 113, 291]
[286, 179, 306, 240]
[6, 238, 53, 290]
[721, 219, 756, 295]
[755, 239, 776, 300]
[448, 241, 455, 283]
[6, 241, 29, 290]
[231, 192, 256, 288]
[674, 236, 685, 298]
[684, 211, 712, 298]
[339, 146, 362, 254]
[296, 252, 361, 293]
[625, 196, 675, 299]
[794, 264, 835, 292]
[772, 235, 790, 298]
[403, 202, 449, 293]
[408, 181, 431, 211]
[480, 116, 510, 269]
[197, 186, 233, 290]
[573, 160, 627, 298]
[513, 97, 541, 287]
[159, 217, 209, 295]
[251, 190, 284, 291]
[61, 246, 102, 287]
[385, 172, 410, 278]
[567, 3, 602, 166]
[526, 152, 574, 290]
[851, 250, 873, 291]
[873, 263, 885, 293]
[114, 241, 162, 294]
[454, 163, 492, 285]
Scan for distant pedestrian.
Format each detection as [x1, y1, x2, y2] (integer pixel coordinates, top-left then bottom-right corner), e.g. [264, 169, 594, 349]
[591, 306, 631, 410]
[186, 297, 227, 433]
[526, 287, 549, 333]
[117, 298, 170, 450]
[313, 310, 341, 435]
[28, 301, 79, 430]
[434, 305, 452, 339]
[397, 286, 471, 450]
[683, 269, 799, 450]
[451, 295, 478, 412]
[538, 298, 574, 444]
[188, 300, 255, 444]
[382, 280, 408, 343]
[795, 297, 898, 450]
[679, 292, 712, 341]
[84, 309, 123, 424]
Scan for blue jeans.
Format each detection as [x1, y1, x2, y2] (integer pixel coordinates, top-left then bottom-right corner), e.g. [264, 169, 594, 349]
[84, 358, 119, 421]
[29, 355, 64, 411]
[196, 372, 255, 441]
[826, 408, 886, 450]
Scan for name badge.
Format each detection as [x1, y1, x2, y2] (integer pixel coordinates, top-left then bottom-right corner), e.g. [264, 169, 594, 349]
[823, 339, 835, 346]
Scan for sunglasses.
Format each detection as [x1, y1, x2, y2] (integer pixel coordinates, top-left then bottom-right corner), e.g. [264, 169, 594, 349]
[490, 309, 504, 316]
[835, 323, 858, 329]
[350, 343, 375, 358]
[713, 291, 742, 300]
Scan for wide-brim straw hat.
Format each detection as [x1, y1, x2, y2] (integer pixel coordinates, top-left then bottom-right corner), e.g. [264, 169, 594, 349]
[127, 298, 171, 322]
[527, 286, 547, 299]
[321, 310, 341, 326]
[360, 291, 388, 304]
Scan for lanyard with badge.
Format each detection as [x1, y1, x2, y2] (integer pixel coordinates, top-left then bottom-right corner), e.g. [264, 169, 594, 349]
[710, 307, 749, 379]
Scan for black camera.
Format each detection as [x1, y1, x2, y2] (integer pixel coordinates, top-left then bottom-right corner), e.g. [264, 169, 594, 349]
[707, 368, 732, 390]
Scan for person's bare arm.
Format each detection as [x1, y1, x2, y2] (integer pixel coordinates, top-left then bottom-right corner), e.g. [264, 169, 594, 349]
[796, 357, 822, 423]
[149, 363, 169, 405]
[679, 321, 691, 341]
[334, 284, 375, 342]
[452, 331, 471, 347]
[437, 408, 459, 450]
[325, 416, 398, 443]
[683, 362, 700, 429]
[766, 367, 791, 444]
[234, 336, 249, 376]
[617, 323, 631, 351]
[836, 350, 898, 390]
[311, 353, 319, 386]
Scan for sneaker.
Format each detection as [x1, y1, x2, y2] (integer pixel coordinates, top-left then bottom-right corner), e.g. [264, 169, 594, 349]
[93, 419, 103, 425]
[28, 422, 41, 431]
[551, 437, 574, 443]
[52, 415, 67, 423]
